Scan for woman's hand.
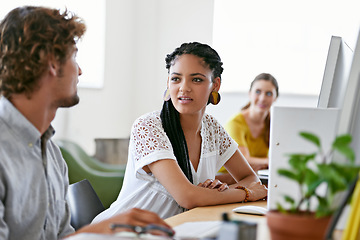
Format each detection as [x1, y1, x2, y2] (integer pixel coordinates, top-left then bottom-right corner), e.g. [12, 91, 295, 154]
[197, 179, 229, 192]
[246, 182, 268, 201]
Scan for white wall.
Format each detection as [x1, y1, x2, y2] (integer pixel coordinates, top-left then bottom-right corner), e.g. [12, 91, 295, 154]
[206, 92, 318, 127]
[53, 0, 216, 154]
[52, 0, 320, 155]
[213, 0, 360, 95]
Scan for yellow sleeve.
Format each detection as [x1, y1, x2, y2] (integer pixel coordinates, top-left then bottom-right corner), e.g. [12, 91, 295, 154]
[218, 166, 227, 173]
[225, 113, 248, 148]
[219, 113, 246, 174]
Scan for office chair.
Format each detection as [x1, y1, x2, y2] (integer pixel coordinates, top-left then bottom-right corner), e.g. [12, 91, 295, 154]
[57, 140, 125, 208]
[56, 139, 126, 173]
[67, 179, 105, 230]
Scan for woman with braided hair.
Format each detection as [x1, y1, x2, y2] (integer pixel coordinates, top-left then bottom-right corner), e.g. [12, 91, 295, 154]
[93, 42, 267, 222]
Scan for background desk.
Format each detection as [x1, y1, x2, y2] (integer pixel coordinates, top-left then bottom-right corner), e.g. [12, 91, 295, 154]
[165, 200, 270, 240]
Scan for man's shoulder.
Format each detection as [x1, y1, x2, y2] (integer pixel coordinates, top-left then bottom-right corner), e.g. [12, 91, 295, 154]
[0, 120, 21, 166]
[0, 118, 14, 143]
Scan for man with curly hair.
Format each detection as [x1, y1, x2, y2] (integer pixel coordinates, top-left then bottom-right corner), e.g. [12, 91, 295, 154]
[0, 6, 172, 240]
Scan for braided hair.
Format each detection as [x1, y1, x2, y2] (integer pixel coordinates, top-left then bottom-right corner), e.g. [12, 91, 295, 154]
[160, 42, 223, 183]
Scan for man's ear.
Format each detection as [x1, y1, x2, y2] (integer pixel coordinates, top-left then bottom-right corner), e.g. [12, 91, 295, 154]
[48, 59, 59, 77]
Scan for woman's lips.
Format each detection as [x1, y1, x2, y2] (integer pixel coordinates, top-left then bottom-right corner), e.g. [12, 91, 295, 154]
[178, 96, 193, 103]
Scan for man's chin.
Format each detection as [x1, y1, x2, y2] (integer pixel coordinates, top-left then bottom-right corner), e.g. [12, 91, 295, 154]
[57, 95, 80, 108]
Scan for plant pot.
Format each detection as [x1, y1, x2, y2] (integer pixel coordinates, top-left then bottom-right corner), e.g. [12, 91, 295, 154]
[266, 210, 332, 240]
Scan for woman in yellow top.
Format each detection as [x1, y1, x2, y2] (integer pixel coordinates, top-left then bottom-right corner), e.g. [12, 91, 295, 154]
[218, 73, 279, 183]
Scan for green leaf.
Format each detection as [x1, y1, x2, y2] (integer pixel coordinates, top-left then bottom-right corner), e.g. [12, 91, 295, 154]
[317, 196, 328, 207]
[284, 195, 295, 205]
[304, 169, 322, 195]
[334, 145, 355, 163]
[278, 169, 301, 183]
[287, 153, 317, 169]
[276, 202, 287, 214]
[287, 155, 304, 169]
[333, 134, 352, 147]
[300, 132, 321, 148]
[305, 179, 323, 197]
[330, 164, 360, 185]
[278, 131, 359, 216]
[318, 164, 348, 194]
[316, 196, 333, 217]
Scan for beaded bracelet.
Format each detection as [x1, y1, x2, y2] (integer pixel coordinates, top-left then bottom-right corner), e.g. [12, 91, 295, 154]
[236, 186, 250, 203]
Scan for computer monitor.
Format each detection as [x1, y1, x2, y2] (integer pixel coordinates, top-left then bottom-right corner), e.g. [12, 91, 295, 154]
[335, 29, 360, 164]
[324, 29, 360, 233]
[267, 106, 340, 211]
[317, 36, 353, 108]
[267, 31, 360, 213]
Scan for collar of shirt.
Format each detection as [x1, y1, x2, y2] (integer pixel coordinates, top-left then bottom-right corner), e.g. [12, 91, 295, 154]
[0, 96, 55, 148]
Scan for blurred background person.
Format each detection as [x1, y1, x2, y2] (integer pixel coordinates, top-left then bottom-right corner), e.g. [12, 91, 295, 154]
[217, 73, 279, 184]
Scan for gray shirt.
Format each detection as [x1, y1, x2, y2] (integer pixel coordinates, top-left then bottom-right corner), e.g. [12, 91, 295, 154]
[0, 97, 75, 240]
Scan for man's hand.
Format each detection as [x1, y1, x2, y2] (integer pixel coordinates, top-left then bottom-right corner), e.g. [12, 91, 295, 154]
[71, 208, 174, 236]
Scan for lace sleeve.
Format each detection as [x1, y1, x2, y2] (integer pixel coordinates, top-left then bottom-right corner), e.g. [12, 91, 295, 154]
[217, 121, 235, 156]
[203, 114, 237, 157]
[130, 112, 174, 162]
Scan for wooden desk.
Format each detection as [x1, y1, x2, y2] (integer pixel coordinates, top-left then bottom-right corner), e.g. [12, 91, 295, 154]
[165, 200, 270, 240]
[165, 200, 343, 240]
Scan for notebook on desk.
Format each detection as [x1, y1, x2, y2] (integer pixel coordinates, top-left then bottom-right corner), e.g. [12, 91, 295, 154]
[257, 169, 268, 178]
[173, 220, 222, 239]
[257, 169, 268, 186]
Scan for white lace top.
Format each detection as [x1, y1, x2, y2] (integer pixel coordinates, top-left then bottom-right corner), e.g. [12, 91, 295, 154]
[92, 111, 238, 222]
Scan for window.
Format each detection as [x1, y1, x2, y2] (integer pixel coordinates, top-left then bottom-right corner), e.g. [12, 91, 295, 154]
[0, 0, 105, 88]
[213, 0, 360, 95]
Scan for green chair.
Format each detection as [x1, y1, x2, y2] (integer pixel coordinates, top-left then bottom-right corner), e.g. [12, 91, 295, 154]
[57, 139, 126, 173]
[57, 139, 125, 209]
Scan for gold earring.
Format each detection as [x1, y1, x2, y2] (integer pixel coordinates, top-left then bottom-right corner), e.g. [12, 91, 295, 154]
[209, 91, 221, 105]
[163, 88, 171, 101]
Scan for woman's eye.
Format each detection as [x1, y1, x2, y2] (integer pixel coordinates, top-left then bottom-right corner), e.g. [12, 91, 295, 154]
[266, 91, 273, 97]
[193, 78, 203, 82]
[171, 77, 180, 82]
[255, 89, 261, 94]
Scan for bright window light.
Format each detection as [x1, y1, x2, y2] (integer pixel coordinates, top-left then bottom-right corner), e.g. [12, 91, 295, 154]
[0, 0, 105, 88]
[213, 0, 360, 95]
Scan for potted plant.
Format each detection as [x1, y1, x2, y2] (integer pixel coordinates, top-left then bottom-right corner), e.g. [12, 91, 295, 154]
[267, 131, 360, 240]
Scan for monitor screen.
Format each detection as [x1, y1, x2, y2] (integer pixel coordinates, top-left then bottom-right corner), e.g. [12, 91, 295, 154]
[336, 29, 360, 164]
[317, 36, 353, 108]
[268, 30, 360, 214]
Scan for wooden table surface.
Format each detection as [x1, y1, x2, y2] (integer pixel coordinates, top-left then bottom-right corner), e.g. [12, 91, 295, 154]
[165, 200, 343, 240]
[165, 200, 270, 240]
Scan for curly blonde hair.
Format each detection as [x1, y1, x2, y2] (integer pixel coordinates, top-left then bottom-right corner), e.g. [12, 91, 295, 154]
[0, 6, 86, 98]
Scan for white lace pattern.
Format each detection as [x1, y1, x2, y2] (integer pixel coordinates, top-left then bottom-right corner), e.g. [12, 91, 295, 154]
[92, 110, 238, 221]
[131, 111, 233, 163]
